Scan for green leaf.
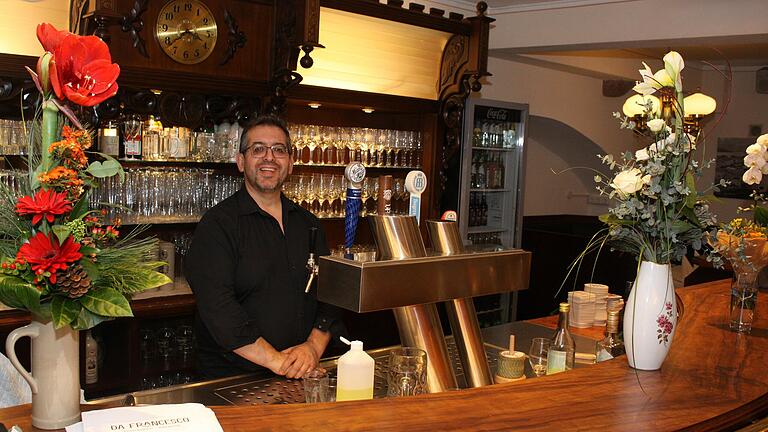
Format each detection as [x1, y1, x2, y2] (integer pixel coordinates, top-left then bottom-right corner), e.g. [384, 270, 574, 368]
[51, 224, 72, 244]
[681, 206, 702, 228]
[685, 173, 697, 208]
[29, 163, 45, 190]
[70, 194, 91, 220]
[50, 296, 80, 329]
[142, 270, 172, 291]
[86, 159, 122, 179]
[74, 307, 111, 331]
[0, 274, 41, 311]
[80, 288, 133, 317]
[88, 152, 125, 181]
[754, 206, 768, 227]
[80, 258, 100, 284]
[599, 213, 634, 226]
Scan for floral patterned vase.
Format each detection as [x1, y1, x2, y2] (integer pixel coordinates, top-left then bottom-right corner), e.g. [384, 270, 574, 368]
[5, 317, 81, 429]
[624, 261, 677, 370]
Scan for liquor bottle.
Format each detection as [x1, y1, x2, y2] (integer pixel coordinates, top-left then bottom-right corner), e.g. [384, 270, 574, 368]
[595, 310, 625, 362]
[547, 302, 575, 374]
[486, 153, 497, 189]
[469, 193, 477, 227]
[85, 330, 99, 385]
[98, 120, 120, 157]
[471, 153, 479, 188]
[495, 153, 505, 189]
[477, 153, 486, 189]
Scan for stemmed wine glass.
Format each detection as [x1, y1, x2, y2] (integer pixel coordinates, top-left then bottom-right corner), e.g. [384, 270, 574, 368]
[529, 338, 550, 377]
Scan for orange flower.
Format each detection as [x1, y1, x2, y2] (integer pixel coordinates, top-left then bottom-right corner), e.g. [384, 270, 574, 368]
[49, 137, 88, 169]
[61, 125, 92, 150]
[38, 166, 85, 199]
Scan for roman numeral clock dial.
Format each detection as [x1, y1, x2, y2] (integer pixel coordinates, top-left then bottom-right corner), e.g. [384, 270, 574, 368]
[155, 0, 217, 64]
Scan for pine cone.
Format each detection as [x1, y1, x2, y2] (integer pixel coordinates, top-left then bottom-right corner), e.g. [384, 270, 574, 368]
[56, 264, 92, 299]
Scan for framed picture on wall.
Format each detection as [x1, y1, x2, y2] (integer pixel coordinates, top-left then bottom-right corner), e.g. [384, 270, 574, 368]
[714, 137, 764, 199]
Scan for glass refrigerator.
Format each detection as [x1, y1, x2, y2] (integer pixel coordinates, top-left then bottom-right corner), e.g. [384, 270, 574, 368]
[459, 98, 528, 326]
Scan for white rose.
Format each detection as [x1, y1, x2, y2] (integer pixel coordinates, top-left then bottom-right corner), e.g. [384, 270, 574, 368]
[611, 168, 646, 195]
[635, 148, 649, 161]
[744, 153, 766, 169]
[647, 119, 666, 133]
[743, 166, 763, 185]
[756, 134, 768, 146]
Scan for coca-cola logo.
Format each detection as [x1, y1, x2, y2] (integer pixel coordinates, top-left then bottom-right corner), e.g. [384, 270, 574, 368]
[486, 108, 508, 121]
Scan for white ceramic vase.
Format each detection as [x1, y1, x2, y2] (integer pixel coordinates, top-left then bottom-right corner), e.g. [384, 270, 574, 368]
[6, 317, 81, 429]
[623, 261, 677, 370]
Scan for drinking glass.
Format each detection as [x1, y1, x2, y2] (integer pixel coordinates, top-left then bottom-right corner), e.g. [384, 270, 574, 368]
[529, 338, 550, 377]
[303, 368, 330, 403]
[305, 124, 319, 165]
[387, 347, 427, 397]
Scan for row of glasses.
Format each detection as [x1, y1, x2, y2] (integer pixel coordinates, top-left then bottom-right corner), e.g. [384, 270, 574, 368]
[0, 169, 28, 198]
[0, 120, 31, 156]
[287, 123, 423, 168]
[282, 174, 411, 218]
[91, 167, 242, 223]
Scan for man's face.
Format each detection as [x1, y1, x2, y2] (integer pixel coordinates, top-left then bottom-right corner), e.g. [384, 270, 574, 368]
[236, 125, 293, 194]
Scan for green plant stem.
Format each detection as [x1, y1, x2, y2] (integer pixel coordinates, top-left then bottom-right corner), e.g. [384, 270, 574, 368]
[41, 100, 59, 175]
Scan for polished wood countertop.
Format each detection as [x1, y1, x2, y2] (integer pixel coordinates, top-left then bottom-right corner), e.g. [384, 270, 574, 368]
[2, 280, 767, 431]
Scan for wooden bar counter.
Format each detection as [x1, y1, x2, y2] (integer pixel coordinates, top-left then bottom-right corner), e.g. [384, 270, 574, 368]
[2, 279, 767, 431]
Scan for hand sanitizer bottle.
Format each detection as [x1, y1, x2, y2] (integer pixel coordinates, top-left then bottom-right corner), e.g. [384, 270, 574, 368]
[336, 339, 374, 401]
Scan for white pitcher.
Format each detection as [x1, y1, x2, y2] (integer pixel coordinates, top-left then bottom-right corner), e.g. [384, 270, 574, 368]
[6, 317, 81, 429]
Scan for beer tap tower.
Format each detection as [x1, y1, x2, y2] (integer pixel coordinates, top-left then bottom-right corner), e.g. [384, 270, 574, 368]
[319, 169, 531, 392]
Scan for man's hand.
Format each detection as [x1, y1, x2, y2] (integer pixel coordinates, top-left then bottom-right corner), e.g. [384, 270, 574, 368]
[279, 342, 320, 378]
[279, 329, 331, 378]
[233, 337, 288, 375]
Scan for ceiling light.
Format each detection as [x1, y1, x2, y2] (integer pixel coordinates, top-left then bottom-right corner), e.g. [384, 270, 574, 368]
[361, 107, 375, 114]
[683, 93, 717, 116]
[308, 102, 322, 109]
[622, 94, 660, 117]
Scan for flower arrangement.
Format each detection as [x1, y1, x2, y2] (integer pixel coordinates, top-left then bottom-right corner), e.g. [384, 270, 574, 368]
[710, 134, 768, 273]
[586, 51, 719, 266]
[0, 23, 170, 329]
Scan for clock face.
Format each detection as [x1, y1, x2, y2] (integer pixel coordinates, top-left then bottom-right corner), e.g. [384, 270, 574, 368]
[155, 0, 217, 65]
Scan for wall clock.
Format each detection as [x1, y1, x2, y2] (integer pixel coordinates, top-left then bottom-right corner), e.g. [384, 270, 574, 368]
[155, 0, 218, 64]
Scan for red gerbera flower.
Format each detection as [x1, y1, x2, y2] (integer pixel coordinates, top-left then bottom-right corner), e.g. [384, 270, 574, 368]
[17, 232, 82, 283]
[15, 189, 73, 225]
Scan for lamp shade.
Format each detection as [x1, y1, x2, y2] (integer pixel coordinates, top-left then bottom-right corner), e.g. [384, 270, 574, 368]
[622, 94, 660, 117]
[683, 92, 716, 116]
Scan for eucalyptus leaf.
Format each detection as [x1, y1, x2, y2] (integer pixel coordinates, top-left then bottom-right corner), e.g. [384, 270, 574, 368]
[684, 173, 697, 208]
[81, 288, 133, 317]
[51, 224, 72, 244]
[51, 295, 80, 329]
[0, 274, 41, 312]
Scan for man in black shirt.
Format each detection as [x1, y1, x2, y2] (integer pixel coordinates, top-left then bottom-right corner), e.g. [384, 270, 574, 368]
[185, 115, 342, 379]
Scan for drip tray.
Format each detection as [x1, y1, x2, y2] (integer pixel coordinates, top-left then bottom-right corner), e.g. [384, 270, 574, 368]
[214, 337, 503, 406]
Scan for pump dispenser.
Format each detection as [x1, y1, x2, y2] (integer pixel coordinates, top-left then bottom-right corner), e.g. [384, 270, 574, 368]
[336, 339, 374, 401]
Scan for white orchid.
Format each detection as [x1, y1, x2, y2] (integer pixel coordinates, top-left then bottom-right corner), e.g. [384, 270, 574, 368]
[743, 166, 763, 185]
[744, 153, 766, 169]
[746, 143, 766, 155]
[756, 133, 768, 147]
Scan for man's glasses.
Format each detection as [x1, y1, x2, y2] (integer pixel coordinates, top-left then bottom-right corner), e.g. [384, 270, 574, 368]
[245, 144, 290, 159]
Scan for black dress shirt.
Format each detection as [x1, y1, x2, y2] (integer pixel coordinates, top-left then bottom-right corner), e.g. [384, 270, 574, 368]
[184, 187, 343, 378]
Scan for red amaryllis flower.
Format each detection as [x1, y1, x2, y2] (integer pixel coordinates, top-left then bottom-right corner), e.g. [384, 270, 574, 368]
[17, 232, 82, 284]
[15, 189, 73, 225]
[36, 23, 120, 107]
